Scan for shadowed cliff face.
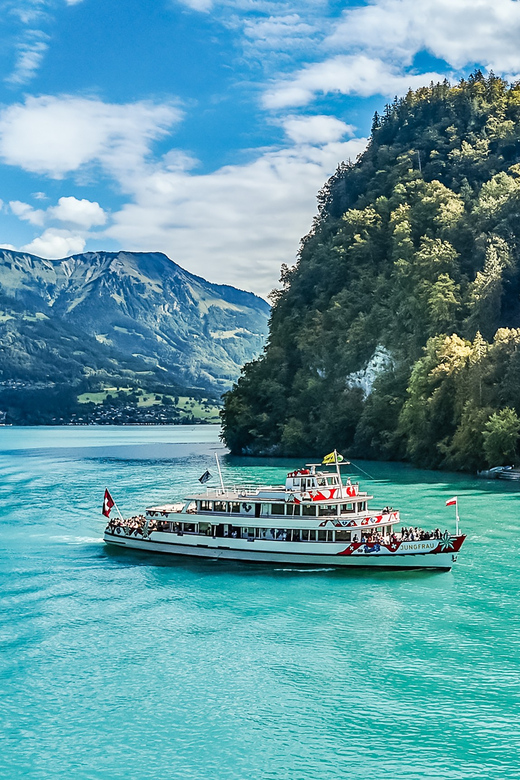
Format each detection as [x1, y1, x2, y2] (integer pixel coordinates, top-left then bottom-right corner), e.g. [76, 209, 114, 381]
[0, 249, 269, 391]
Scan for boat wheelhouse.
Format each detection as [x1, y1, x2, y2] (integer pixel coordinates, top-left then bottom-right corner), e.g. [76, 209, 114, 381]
[103, 460, 465, 570]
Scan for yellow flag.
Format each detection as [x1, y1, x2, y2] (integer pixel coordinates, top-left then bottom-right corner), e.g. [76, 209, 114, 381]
[322, 451, 343, 465]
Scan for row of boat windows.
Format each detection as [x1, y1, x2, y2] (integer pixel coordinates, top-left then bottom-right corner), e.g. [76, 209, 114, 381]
[197, 501, 367, 516]
[292, 476, 339, 488]
[157, 521, 386, 542]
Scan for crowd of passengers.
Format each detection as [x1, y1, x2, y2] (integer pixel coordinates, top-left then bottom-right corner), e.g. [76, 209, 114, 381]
[358, 527, 445, 544]
[106, 516, 152, 534]
[398, 527, 445, 541]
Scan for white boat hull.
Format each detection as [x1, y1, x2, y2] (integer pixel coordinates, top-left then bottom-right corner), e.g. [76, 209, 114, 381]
[104, 530, 463, 570]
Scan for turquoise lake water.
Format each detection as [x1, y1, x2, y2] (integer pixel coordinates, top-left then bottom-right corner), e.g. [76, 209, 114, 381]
[1, 425, 520, 780]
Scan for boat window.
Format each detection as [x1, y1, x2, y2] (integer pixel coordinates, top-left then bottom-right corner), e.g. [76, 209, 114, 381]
[244, 527, 255, 537]
[292, 478, 301, 487]
[286, 504, 300, 516]
[302, 505, 317, 516]
[317, 477, 327, 486]
[357, 502, 366, 512]
[327, 530, 334, 542]
[275, 529, 289, 540]
[183, 523, 197, 533]
[340, 503, 354, 513]
[230, 502, 240, 513]
[199, 521, 212, 535]
[335, 530, 351, 542]
[318, 504, 338, 517]
[271, 503, 285, 515]
[301, 529, 309, 541]
[326, 477, 338, 486]
[214, 501, 227, 512]
[308, 530, 316, 541]
[201, 500, 213, 511]
[317, 530, 327, 542]
[291, 529, 301, 542]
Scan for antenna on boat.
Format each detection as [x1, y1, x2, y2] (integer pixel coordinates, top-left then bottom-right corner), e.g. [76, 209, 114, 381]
[334, 449, 343, 488]
[215, 452, 225, 493]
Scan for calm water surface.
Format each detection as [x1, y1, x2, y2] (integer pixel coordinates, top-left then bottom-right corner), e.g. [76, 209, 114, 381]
[1, 425, 519, 780]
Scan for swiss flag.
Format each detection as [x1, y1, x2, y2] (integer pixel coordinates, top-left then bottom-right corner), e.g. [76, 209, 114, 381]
[102, 489, 115, 517]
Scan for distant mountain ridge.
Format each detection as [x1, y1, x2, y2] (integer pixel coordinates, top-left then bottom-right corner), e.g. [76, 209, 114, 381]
[0, 249, 269, 393]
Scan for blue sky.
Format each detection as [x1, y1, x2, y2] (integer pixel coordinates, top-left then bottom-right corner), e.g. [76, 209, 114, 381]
[1, 0, 520, 296]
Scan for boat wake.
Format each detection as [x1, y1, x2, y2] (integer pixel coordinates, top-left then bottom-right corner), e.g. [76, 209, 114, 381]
[52, 535, 104, 545]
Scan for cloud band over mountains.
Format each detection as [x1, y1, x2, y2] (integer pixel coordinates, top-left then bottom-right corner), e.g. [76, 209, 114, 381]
[1, 0, 520, 295]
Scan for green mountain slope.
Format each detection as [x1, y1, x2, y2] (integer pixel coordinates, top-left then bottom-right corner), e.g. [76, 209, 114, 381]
[222, 73, 520, 470]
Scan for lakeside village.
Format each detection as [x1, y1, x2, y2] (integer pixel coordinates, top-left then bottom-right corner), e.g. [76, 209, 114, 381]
[0, 381, 221, 426]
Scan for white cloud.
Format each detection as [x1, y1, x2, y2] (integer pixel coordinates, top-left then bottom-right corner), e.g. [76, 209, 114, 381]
[282, 114, 355, 145]
[242, 13, 317, 51]
[9, 196, 106, 231]
[0, 95, 182, 179]
[263, 54, 446, 108]
[5, 31, 48, 86]
[105, 135, 368, 294]
[48, 196, 107, 228]
[9, 200, 45, 226]
[328, 0, 520, 73]
[177, 0, 213, 11]
[65, 0, 85, 5]
[22, 229, 86, 258]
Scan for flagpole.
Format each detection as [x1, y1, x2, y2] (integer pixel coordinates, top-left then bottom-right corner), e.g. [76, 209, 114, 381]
[107, 487, 124, 521]
[334, 449, 343, 488]
[455, 499, 460, 537]
[215, 453, 225, 494]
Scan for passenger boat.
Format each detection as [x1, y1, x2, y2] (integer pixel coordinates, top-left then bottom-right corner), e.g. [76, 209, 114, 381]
[103, 454, 466, 570]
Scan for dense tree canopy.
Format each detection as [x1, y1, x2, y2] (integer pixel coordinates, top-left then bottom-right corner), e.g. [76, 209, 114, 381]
[222, 73, 520, 469]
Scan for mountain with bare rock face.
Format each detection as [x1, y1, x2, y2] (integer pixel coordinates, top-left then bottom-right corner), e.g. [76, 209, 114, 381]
[0, 249, 269, 424]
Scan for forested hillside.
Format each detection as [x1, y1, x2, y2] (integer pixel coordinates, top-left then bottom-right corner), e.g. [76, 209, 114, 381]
[222, 73, 520, 470]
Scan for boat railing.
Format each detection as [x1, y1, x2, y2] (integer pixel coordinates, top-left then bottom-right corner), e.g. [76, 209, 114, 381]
[205, 482, 365, 497]
[206, 484, 286, 496]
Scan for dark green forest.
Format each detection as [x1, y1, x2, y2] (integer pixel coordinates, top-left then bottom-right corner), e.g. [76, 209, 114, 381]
[221, 73, 520, 470]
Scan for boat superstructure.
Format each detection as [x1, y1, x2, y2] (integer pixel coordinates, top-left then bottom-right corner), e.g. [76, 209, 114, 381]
[103, 461, 465, 570]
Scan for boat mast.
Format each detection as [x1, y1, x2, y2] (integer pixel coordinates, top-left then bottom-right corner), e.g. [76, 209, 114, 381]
[215, 452, 225, 493]
[334, 449, 342, 490]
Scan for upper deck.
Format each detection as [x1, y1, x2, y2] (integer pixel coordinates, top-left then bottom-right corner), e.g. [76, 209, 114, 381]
[183, 466, 372, 505]
[145, 465, 390, 529]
